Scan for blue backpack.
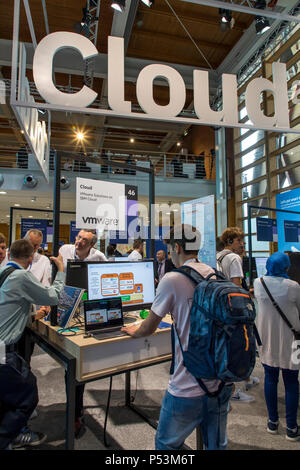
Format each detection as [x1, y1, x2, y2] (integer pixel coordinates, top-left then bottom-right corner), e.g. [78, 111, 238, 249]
[172, 265, 261, 397]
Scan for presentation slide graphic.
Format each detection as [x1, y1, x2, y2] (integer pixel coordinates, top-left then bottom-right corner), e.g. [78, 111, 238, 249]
[93, 271, 144, 305]
[88, 261, 155, 307]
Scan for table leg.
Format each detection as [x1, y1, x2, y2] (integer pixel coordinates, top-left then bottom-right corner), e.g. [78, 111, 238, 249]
[125, 371, 131, 406]
[65, 358, 76, 450]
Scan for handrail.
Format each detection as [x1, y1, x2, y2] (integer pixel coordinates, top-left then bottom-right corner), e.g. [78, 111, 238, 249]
[0, 152, 216, 181]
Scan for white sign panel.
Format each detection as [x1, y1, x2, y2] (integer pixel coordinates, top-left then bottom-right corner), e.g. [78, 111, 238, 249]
[181, 195, 216, 268]
[12, 43, 50, 182]
[76, 178, 126, 232]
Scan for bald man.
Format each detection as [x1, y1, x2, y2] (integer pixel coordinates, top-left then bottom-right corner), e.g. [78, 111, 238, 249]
[154, 249, 175, 286]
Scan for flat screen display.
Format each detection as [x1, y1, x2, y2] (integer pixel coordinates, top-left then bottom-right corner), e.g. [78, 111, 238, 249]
[255, 257, 268, 278]
[84, 297, 123, 332]
[87, 260, 155, 311]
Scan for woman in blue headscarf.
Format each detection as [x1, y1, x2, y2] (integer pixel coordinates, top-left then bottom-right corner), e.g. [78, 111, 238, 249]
[254, 252, 300, 441]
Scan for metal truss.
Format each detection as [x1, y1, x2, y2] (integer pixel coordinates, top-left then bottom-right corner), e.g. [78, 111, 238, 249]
[81, 0, 101, 89]
[212, 1, 300, 110]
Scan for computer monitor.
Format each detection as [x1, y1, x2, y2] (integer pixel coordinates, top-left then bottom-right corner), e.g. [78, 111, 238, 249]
[255, 257, 268, 278]
[66, 261, 88, 289]
[286, 252, 300, 284]
[242, 256, 257, 280]
[86, 259, 156, 311]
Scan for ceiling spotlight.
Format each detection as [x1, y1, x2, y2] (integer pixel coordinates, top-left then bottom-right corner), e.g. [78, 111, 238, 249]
[23, 174, 38, 188]
[14, 203, 20, 207]
[255, 16, 270, 35]
[254, 0, 271, 35]
[38, 108, 46, 115]
[0, 191, 7, 195]
[219, 8, 232, 23]
[76, 131, 85, 141]
[111, 0, 126, 12]
[31, 196, 36, 202]
[130, 138, 135, 143]
[177, 142, 181, 147]
[81, 7, 92, 26]
[60, 176, 70, 190]
[141, 0, 154, 6]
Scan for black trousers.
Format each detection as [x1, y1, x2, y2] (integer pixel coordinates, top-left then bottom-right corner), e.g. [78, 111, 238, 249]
[0, 352, 38, 449]
[16, 328, 35, 363]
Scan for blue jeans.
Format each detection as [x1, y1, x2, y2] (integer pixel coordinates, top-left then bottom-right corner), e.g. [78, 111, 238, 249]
[263, 364, 299, 429]
[155, 385, 233, 450]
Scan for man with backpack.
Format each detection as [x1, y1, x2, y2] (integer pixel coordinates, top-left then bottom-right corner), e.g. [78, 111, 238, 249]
[122, 224, 236, 450]
[217, 227, 259, 402]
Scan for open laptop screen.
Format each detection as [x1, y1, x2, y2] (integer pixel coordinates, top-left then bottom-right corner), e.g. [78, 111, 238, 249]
[84, 297, 123, 333]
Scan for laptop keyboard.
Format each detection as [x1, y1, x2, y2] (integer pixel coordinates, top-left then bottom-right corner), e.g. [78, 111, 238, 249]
[91, 329, 128, 339]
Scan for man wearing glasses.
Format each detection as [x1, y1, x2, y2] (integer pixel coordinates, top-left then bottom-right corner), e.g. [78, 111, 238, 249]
[59, 229, 107, 270]
[59, 229, 107, 436]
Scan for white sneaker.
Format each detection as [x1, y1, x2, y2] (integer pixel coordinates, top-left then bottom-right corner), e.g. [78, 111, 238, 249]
[230, 389, 255, 403]
[245, 376, 260, 391]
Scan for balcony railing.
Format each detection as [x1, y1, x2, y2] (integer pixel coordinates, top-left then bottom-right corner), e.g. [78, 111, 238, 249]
[0, 150, 216, 181]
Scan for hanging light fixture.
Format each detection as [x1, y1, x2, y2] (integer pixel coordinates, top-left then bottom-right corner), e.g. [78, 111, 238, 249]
[255, 0, 271, 35]
[111, 0, 126, 12]
[141, 0, 154, 6]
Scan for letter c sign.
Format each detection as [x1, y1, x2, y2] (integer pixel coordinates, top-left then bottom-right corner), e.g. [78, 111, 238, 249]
[33, 32, 98, 107]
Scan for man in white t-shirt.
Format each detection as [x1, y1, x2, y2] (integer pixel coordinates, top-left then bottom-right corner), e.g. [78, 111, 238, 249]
[59, 229, 107, 270]
[217, 227, 259, 402]
[127, 238, 143, 261]
[24, 230, 51, 286]
[122, 224, 233, 450]
[216, 227, 245, 286]
[59, 228, 107, 436]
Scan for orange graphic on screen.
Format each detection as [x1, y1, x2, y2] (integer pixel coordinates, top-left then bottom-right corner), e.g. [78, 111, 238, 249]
[119, 272, 134, 295]
[101, 273, 119, 296]
[134, 284, 143, 293]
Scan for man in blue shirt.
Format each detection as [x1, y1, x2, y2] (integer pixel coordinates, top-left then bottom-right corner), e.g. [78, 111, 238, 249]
[0, 239, 65, 450]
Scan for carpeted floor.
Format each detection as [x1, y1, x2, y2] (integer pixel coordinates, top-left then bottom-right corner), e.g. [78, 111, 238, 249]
[24, 346, 300, 451]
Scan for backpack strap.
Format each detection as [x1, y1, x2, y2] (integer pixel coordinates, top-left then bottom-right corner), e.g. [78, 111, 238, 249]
[216, 250, 232, 267]
[196, 378, 225, 398]
[0, 266, 17, 288]
[174, 265, 205, 285]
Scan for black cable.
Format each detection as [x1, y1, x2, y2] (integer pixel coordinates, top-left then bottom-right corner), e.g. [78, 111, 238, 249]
[103, 376, 113, 447]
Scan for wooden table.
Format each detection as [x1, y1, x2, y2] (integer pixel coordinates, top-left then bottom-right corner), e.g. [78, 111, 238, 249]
[26, 316, 172, 450]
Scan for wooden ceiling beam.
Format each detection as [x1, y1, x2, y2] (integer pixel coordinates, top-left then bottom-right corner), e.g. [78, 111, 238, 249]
[131, 29, 231, 52]
[138, 6, 248, 32]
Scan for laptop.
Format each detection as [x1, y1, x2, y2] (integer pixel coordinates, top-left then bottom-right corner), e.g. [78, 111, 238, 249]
[83, 296, 127, 339]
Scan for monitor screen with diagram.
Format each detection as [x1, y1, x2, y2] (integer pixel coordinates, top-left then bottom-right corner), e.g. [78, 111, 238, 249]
[87, 260, 155, 311]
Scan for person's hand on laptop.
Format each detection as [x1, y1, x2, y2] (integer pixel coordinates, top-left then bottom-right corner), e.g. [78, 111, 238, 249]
[121, 325, 140, 337]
